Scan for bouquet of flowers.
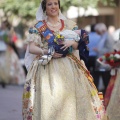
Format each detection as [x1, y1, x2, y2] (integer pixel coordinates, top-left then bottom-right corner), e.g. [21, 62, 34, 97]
[39, 30, 80, 65]
[54, 34, 64, 45]
[97, 51, 120, 67]
[52, 30, 80, 57]
[52, 32, 69, 57]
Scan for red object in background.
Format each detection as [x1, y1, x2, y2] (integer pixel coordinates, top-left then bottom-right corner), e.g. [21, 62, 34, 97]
[98, 51, 120, 68]
[12, 34, 18, 43]
[106, 61, 120, 67]
[99, 58, 103, 61]
[104, 53, 110, 57]
[104, 51, 120, 67]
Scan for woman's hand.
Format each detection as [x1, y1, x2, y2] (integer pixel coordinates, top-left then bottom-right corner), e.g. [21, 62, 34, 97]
[52, 52, 63, 58]
[60, 40, 78, 51]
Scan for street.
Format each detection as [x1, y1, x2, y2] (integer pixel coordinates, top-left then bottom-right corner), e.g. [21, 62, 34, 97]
[0, 85, 23, 120]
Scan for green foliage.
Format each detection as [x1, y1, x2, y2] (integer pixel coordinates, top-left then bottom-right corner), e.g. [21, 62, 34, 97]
[0, 0, 40, 19]
[0, 0, 115, 19]
[60, 0, 115, 10]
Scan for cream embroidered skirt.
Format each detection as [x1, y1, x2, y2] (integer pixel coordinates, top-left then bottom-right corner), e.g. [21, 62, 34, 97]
[23, 57, 106, 120]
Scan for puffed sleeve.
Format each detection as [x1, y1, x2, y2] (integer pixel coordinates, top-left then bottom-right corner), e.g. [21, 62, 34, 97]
[25, 27, 43, 47]
[24, 28, 43, 71]
[64, 19, 78, 30]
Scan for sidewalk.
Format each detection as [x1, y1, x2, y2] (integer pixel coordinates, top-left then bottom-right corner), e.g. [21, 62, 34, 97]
[0, 85, 23, 120]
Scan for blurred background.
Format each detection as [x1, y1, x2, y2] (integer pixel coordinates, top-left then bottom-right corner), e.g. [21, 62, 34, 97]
[0, 0, 120, 119]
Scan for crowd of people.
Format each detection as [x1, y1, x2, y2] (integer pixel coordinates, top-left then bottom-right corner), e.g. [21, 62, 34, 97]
[88, 23, 114, 94]
[87, 23, 120, 120]
[0, 0, 120, 120]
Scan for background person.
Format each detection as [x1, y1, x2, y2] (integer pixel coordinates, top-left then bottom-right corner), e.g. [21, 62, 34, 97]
[87, 24, 101, 76]
[94, 23, 114, 94]
[0, 20, 25, 86]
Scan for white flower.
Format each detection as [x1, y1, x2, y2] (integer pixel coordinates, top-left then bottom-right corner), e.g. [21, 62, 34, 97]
[114, 54, 120, 59]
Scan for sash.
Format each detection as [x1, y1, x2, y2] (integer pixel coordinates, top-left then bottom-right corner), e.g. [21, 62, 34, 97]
[35, 21, 55, 45]
[67, 53, 105, 101]
[34, 21, 69, 56]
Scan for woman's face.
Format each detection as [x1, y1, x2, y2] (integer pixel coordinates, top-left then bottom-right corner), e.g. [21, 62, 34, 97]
[46, 0, 59, 17]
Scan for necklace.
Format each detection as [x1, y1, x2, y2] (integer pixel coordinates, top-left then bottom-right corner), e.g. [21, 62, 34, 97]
[47, 20, 61, 28]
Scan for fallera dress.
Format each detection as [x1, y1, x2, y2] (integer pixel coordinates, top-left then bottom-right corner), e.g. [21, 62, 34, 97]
[23, 19, 107, 120]
[97, 39, 120, 120]
[0, 46, 25, 85]
[106, 68, 120, 120]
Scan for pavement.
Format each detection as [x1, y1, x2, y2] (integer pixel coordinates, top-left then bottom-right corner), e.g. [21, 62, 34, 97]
[0, 85, 24, 120]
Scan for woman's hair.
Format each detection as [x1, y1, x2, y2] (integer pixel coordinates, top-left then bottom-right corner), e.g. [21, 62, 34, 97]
[95, 23, 107, 32]
[41, 0, 60, 12]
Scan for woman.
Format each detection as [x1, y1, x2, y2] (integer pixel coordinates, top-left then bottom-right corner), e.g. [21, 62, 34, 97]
[106, 67, 120, 120]
[23, 0, 107, 120]
[104, 41, 120, 120]
[93, 23, 114, 94]
[0, 20, 25, 86]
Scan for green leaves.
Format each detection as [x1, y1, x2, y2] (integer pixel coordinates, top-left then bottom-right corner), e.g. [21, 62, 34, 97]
[0, 0, 115, 19]
[0, 0, 38, 18]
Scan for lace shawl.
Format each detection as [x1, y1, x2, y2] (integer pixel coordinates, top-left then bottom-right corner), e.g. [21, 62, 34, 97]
[24, 33, 43, 71]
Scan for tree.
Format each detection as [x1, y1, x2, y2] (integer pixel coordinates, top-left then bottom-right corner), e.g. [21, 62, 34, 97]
[0, 0, 115, 19]
[0, 0, 115, 37]
[0, 0, 39, 19]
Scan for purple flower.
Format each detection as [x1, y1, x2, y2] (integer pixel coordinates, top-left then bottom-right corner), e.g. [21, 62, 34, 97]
[26, 86, 30, 91]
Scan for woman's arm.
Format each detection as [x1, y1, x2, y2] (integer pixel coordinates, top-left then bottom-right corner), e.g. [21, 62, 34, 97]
[29, 42, 48, 56]
[29, 41, 63, 58]
[71, 41, 79, 49]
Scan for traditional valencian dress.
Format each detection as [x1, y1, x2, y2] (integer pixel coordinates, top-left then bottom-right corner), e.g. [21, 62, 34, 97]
[23, 19, 107, 120]
[106, 68, 120, 120]
[0, 46, 25, 85]
[97, 40, 120, 120]
[103, 41, 120, 120]
[0, 29, 25, 85]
